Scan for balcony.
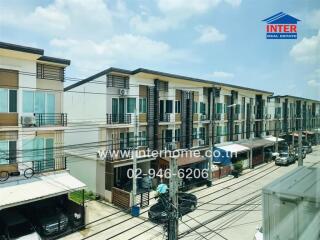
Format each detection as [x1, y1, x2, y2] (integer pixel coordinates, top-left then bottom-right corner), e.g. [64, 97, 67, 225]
[200, 114, 209, 121]
[214, 114, 222, 121]
[0, 158, 66, 182]
[160, 113, 171, 122]
[21, 113, 67, 127]
[106, 114, 132, 125]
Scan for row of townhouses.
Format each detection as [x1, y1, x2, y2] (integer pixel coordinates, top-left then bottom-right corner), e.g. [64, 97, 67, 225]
[63, 67, 320, 206]
[1, 42, 320, 224]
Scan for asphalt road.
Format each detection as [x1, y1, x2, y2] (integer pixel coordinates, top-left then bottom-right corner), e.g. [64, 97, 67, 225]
[62, 146, 320, 240]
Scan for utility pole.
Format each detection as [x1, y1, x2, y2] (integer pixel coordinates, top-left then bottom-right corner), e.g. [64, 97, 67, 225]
[132, 109, 139, 206]
[298, 115, 303, 166]
[249, 117, 253, 169]
[168, 157, 178, 240]
[208, 89, 214, 187]
[275, 117, 279, 153]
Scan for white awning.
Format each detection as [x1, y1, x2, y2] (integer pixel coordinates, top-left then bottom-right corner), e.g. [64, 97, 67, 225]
[216, 144, 250, 153]
[264, 136, 285, 142]
[0, 171, 86, 210]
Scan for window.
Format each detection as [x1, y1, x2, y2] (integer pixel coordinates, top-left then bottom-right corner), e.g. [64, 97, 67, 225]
[0, 141, 9, 164]
[175, 129, 181, 141]
[0, 89, 17, 113]
[199, 127, 205, 140]
[22, 137, 54, 171]
[139, 131, 147, 146]
[35, 92, 45, 113]
[127, 98, 136, 113]
[200, 102, 206, 115]
[166, 100, 173, 113]
[235, 104, 241, 114]
[127, 132, 135, 147]
[165, 129, 173, 143]
[139, 98, 147, 113]
[0, 89, 8, 112]
[193, 101, 198, 113]
[217, 126, 222, 136]
[216, 103, 223, 114]
[23, 91, 34, 113]
[192, 128, 198, 139]
[175, 101, 181, 113]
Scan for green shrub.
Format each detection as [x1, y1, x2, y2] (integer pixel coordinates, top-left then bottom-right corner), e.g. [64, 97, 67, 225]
[233, 162, 243, 173]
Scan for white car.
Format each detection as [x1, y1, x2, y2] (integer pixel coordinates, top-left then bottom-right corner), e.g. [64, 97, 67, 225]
[253, 226, 263, 240]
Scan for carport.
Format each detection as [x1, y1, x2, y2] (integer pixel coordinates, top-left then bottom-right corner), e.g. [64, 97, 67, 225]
[239, 139, 274, 167]
[0, 171, 86, 238]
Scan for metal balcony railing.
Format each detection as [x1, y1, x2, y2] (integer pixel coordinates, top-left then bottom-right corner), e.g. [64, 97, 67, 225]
[200, 114, 209, 121]
[106, 114, 132, 124]
[214, 114, 222, 121]
[0, 157, 66, 182]
[21, 113, 67, 127]
[160, 113, 171, 122]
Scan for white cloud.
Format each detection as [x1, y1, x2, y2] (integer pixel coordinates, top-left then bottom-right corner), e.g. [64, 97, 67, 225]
[131, 0, 241, 34]
[50, 35, 190, 74]
[307, 79, 320, 87]
[196, 25, 226, 43]
[290, 30, 320, 63]
[306, 9, 320, 29]
[208, 71, 234, 79]
[0, 0, 114, 38]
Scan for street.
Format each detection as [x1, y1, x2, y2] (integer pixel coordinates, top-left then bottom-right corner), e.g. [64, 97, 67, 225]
[62, 146, 320, 240]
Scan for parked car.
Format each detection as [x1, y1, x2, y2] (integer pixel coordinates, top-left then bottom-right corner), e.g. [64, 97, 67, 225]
[253, 226, 263, 240]
[23, 203, 69, 237]
[264, 149, 279, 161]
[0, 210, 41, 240]
[148, 192, 197, 223]
[302, 144, 312, 154]
[295, 148, 307, 159]
[275, 152, 294, 166]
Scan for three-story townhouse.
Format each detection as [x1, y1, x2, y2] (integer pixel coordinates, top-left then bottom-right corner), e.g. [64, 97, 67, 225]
[0, 42, 86, 236]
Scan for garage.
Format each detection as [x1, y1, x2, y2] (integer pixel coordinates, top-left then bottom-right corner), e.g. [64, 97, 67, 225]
[0, 172, 86, 239]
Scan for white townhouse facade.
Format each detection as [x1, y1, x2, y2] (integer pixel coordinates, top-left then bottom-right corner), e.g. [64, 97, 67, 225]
[64, 67, 277, 204]
[0, 42, 86, 237]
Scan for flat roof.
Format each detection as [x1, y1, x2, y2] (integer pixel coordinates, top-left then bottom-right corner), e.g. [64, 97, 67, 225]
[0, 41, 44, 55]
[64, 67, 274, 94]
[38, 55, 71, 66]
[215, 143, 250, 153]
[263, 167, 320, 202]
[264, 136, 285, 142]
[271, 95, 320, 103]
[238, 138, 274, 149]
[0, 171, 86, 210]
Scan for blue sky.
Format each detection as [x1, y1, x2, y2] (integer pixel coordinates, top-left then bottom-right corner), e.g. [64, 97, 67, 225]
[0, 0, 319, 99]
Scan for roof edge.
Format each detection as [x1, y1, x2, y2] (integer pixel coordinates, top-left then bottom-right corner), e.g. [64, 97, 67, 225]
[38, 56, 71, 66]
[0, 42, 44, 55]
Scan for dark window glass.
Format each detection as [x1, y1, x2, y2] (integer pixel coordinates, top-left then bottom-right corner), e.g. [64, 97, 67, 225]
[9, 90, 17, 112]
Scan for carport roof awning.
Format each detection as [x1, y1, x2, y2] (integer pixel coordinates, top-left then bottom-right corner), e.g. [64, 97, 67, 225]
[0, 171, 86, 210]
[161, 154, 206, 166]
[215, 144, 250, 153]
[264, 136, 285, 142]
[238, 139, 274, 149]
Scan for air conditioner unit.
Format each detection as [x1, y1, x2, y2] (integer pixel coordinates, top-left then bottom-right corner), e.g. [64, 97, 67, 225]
[21, 116, 36, 127]
[198, 139, 205, 146]
[119, 89, 128, 96]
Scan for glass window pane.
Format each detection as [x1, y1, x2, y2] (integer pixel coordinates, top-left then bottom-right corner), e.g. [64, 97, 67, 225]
[0, 89, 8, 112]
[127, 98, 136, 113]
[23, 91, 34, 113]
[46, 93, 55, 113]
[9, 90, 17, 112]
[35, 92, 46, 113]
[22, 139, 34, 162]
[0, 141, 9, 164]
